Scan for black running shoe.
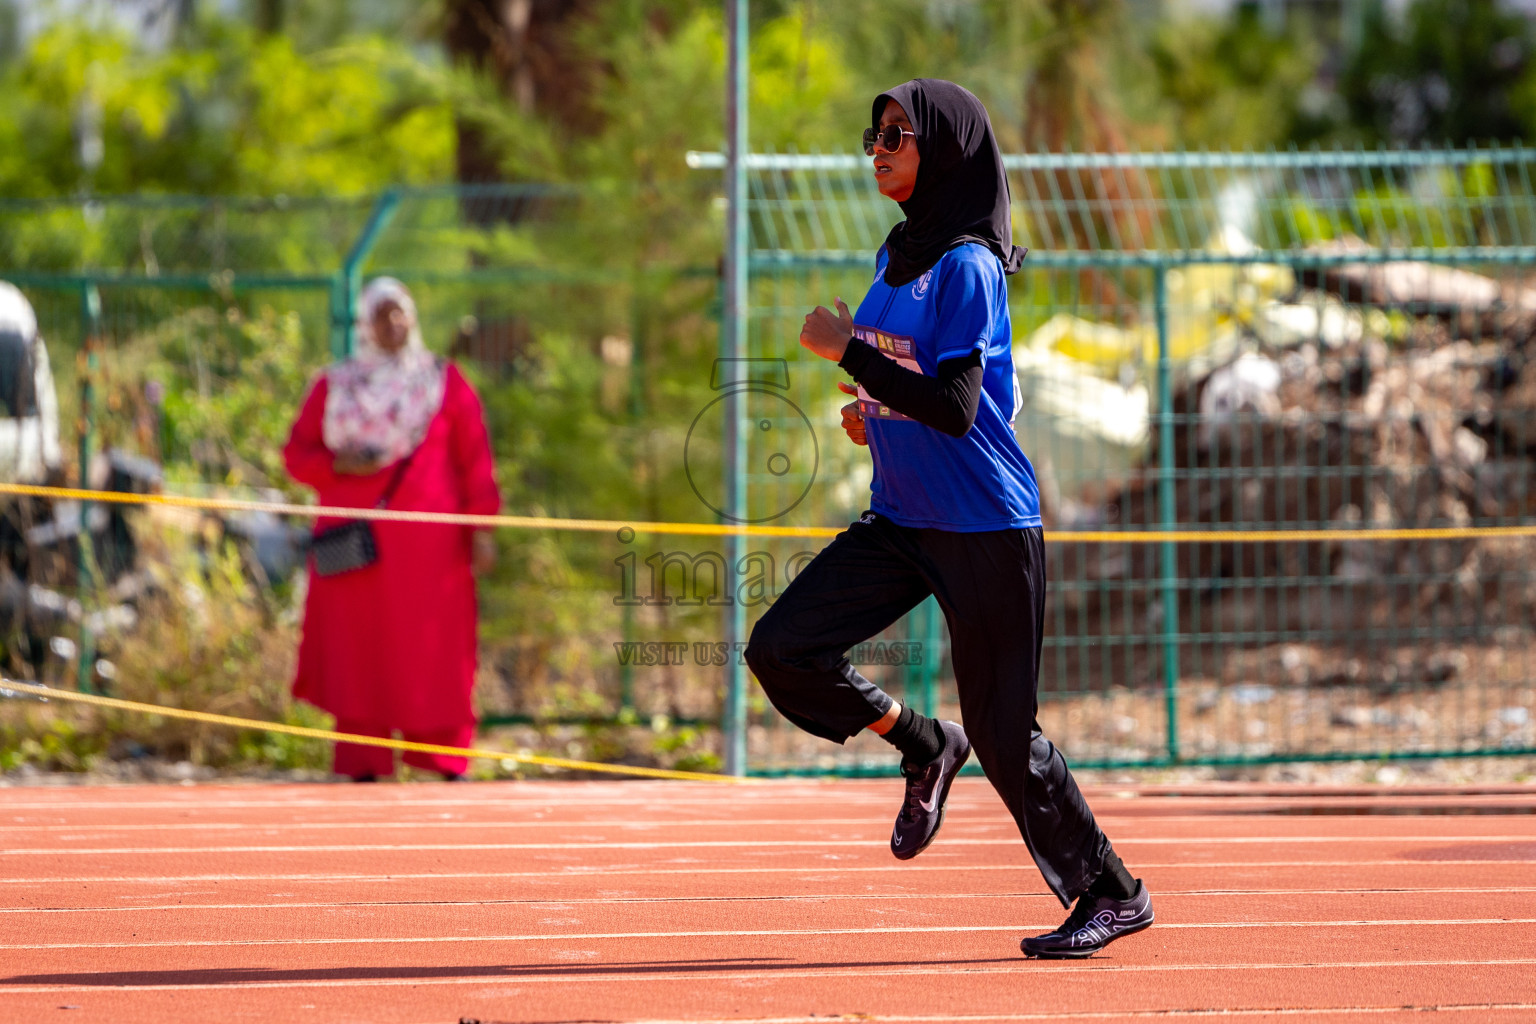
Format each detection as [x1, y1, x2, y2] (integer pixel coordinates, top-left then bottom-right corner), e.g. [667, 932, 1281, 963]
[890, 719, 971, 860]
[1021, 880, 1154, 959]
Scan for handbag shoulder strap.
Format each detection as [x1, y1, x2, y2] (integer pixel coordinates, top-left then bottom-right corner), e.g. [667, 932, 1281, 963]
[374, 452, 415, 510]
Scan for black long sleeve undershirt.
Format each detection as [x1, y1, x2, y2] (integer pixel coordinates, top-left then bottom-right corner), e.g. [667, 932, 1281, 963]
[837, 337, 984, 438]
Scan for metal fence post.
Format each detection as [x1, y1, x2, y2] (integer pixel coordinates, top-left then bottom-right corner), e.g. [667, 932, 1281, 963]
[619, 273, 648, 720]
[332, 189, 402, 359]
[918, 597, 940, 718]
[327, 274, 350, 362]
[1153, 265, 1180, 763]
[720, 0, 750, 776]
[75, 281, 101, 695]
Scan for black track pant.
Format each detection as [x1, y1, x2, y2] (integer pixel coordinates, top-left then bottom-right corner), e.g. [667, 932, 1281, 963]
[744, 513, 1113, 906]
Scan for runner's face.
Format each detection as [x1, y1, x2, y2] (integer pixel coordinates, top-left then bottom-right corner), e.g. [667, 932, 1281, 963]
[872, 99, 918, 202]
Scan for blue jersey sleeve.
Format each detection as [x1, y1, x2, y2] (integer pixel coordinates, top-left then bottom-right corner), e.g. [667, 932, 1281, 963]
[931, 252, 1001, 366]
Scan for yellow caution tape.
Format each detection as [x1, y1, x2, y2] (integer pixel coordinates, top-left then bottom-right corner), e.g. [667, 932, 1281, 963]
[2, 482, 1533, 543]
[1050, 524, 1536, 543]
[0, 482, 841, 539]
[0, 678, 747, 783]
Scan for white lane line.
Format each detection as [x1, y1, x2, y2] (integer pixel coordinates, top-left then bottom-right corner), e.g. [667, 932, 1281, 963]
[9, 887, 1536, 914]
[5, 958, 1536, 994]
[5, 813, 1532, 833]
[0, 839, 999, 855]
[0, 839, 992, 855]
[7, 794, 1526, 811]
[408, 1007, 1536, 1023]
[0, 797, 901, 811]
[0, 818, 1006, 833]
[3, 834, 1533, 855]
[6, 813, 1531, 832]
[0, 819, 905, 834]
[397, 1008, 1536, 1024]
[6, 918, 1536, 951]
[3, 859, 1532, 886]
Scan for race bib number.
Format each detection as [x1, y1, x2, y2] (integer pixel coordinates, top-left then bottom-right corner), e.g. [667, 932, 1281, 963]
[852, 326, 923, 422]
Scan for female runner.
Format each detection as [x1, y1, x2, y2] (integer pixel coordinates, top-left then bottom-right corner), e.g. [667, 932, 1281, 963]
[744, 79, 1153, 958]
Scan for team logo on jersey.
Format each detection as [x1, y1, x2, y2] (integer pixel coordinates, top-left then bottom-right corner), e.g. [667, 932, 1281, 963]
[911, 269, 934, 301]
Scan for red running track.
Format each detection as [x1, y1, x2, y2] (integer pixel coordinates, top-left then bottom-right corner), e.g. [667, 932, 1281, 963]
[1, 779, 1535, 1023]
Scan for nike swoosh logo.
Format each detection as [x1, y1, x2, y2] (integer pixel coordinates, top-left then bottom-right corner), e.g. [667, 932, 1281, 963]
[893, 833, 902, 846]
[918, 794, 938, 813]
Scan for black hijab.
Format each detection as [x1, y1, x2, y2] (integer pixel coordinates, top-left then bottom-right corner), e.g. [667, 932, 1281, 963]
[872, 79, 1026, 287]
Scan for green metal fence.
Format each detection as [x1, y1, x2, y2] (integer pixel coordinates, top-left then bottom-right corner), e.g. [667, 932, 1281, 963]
[686, 146, 1536, 775]
[5, 149, 1536, 777]
[2, 186, 715, 733]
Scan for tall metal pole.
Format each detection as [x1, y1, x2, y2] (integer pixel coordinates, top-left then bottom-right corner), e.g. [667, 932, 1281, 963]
[920, 597, 941, 719]
[332, 188, 402, 360]
[76, 282, 101, 695]
[1154, 266, 1180, 763]
[620, 273, 647, 720]
[721, 0, 749, 776]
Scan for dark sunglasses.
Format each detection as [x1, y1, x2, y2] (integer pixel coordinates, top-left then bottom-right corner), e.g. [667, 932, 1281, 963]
[862, 124, 916, 156]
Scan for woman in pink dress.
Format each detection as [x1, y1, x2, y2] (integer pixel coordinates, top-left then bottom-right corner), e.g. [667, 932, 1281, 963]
[284, 277, 500, 781]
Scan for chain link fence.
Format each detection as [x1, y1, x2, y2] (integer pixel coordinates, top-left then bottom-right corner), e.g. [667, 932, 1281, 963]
[699, 147, 1536, 773]
[1, 186, 731, 746]
[4, 149, 1536, 774]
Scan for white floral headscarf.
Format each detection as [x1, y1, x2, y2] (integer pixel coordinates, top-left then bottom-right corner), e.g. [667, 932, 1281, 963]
[321, 277, 446, 466]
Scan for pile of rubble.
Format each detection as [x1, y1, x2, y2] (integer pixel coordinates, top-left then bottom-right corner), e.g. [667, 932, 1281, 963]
[1039, 244, 1536, 711]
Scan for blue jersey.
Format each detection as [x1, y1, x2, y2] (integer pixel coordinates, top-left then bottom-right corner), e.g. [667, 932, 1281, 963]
[850, 243, 1041, 532]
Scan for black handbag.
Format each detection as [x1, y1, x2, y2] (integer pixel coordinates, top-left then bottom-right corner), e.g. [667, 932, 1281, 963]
[309, 455, 413, 578]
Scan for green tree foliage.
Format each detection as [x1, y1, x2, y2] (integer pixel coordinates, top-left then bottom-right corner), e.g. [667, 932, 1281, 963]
[0, 19, 454, 197]
[1149, 4, 1322, 150]
[129, 303, 315, 488]
[1338, 0, 1536, 146]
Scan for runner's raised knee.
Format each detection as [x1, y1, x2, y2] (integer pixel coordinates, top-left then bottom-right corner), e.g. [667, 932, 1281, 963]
[744, 613, 786, 683]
